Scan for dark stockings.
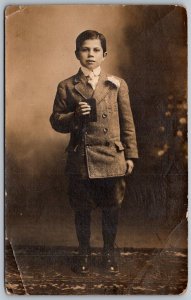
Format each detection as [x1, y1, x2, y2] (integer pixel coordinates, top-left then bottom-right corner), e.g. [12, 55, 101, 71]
[75, 210, 91, 254]
[102, 207, 119, 254]
[75, 207, 120, 254]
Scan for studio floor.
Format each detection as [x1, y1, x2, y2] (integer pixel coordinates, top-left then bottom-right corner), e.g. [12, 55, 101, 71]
[5, 241, 187, 295]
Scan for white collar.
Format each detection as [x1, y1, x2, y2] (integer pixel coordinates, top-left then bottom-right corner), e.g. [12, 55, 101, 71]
[81, 66, 101, 77]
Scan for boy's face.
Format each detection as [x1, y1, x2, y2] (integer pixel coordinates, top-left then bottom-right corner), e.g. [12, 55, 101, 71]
[76, 39, 107, 70]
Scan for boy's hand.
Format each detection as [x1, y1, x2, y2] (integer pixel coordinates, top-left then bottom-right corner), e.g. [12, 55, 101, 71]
[76, 102, 91, 116]
[126, 159, 134, 174]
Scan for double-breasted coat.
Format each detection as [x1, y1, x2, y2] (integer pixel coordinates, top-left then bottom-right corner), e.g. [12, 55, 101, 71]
[50, 69, 138, 178]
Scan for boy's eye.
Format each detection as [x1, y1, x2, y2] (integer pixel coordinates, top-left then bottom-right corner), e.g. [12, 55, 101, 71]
[81, 48, 88, 52]
[80, 47, 101, 52]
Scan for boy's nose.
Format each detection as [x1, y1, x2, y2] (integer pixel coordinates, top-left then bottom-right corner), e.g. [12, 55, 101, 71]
[88, 50, 94, 57]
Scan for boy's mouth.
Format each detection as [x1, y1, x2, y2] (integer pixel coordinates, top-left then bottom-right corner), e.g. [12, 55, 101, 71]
[87, 60, 95, 63]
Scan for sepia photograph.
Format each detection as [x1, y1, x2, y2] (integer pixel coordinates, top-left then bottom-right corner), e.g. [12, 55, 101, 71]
[5, 4, 187, 295]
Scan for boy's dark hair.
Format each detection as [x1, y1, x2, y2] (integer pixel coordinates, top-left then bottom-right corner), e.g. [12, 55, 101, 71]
[76, 30, 107, 53]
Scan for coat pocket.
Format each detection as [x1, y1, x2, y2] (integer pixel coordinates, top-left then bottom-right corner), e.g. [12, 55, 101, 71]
[114, 141, 124, 151]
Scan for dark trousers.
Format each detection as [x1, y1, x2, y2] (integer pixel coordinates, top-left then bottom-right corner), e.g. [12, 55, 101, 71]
[69, 176, 126, 254]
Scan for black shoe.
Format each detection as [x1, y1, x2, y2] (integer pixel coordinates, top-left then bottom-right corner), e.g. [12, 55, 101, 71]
[102, 253, 119, 274]
[72, 255, 89, 274]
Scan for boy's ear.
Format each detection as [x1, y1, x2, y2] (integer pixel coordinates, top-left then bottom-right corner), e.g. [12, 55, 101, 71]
[103, 52, 107, 58]
[75, 50, 79, 60]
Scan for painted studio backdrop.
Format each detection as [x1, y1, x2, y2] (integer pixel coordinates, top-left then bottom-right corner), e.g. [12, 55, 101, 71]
[5, 5, 187, 295]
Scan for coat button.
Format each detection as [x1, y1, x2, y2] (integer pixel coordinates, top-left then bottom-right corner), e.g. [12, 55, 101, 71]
[102, 113, 107, 118]
[103, 128, 108, 133]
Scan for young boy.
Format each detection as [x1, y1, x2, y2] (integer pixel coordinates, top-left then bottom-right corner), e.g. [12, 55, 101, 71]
[50, 30, 138, 274]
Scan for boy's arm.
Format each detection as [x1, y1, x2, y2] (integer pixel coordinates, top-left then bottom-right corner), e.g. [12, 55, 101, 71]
[50, 83, 78, 133]
[118, 79, 139, 160]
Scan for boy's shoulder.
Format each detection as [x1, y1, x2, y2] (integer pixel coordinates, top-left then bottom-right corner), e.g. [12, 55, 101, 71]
[57, 71, 128, 90]
[57, 73, 77, 89]
[105, 73, 128, 90]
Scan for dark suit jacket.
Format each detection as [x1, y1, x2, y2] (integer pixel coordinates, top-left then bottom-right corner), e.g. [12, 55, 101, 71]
[50, 69, 138, 178]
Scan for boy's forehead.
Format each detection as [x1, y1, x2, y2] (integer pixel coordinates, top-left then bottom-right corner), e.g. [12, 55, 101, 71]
[80, 39, 102, 48]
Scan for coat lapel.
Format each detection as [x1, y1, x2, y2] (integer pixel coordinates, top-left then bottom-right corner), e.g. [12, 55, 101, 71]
[92, 71, 110, 104]
[74, 69, 94, 100]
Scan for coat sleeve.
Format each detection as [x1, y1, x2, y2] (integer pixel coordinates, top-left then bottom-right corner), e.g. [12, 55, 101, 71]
[50, 82, 78, 133]
[118, 79, 139, 159]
